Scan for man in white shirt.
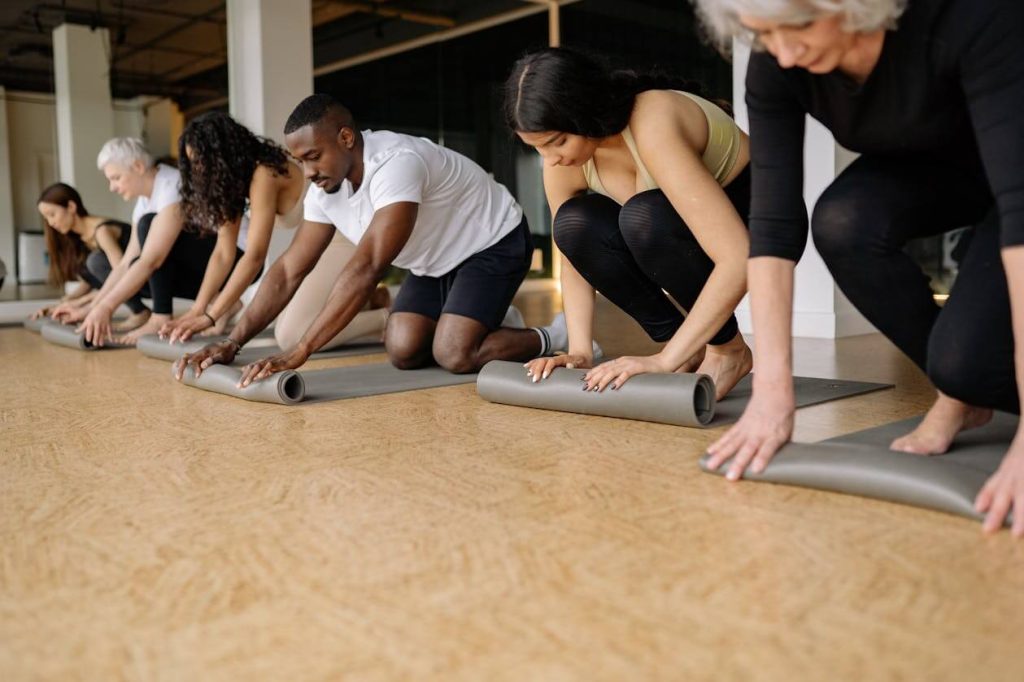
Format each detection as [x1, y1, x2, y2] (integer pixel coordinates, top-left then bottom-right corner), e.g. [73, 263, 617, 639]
[181, 94, 560, 384]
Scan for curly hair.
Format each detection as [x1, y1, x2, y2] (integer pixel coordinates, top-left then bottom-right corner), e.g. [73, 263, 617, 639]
[505, 47, 705, 139]
[38, 182, 90, 286]
[178, 112, 290, 233]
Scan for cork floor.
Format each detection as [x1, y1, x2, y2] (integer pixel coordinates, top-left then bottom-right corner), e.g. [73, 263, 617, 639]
[2, 285, 1022, 681]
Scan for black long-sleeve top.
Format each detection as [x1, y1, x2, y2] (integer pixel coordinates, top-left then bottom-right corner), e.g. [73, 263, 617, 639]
[745, 0, 1024, 261]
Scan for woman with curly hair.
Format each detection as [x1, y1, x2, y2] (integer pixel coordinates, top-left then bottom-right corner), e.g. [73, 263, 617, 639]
[508, 47, 753, 400]
[694, 0, 1024, 535]
[31, 182, 150, 330]
[159, 111, 389, 350]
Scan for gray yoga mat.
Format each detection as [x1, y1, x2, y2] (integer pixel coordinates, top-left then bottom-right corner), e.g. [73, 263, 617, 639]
[477, 360, 716, 426]
[476, 361, 890, 427]
[23, 317, 46, 333]
[172, 361, 475, 405]
[39, 320, 132, 350]
[136, 333, 385, 365]
[175, 363, 305, 405]
[700, 411, 1019, 525]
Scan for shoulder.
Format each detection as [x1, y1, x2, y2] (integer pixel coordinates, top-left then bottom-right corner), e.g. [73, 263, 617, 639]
[630, 90, 705, 150]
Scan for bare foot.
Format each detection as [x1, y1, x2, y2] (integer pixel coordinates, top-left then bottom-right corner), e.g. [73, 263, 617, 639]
[368, 284, 391, 311]
[696, 333, 754, 401]
[112, 309, 151, 333]
[117, 313, 171, 346]
[890, 392, 993, 455]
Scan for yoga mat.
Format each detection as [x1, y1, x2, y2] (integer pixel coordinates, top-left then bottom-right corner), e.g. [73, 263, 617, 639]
[700, 411, 1018, 525]
[23, 317, 46, 333]
[476, 361, 890, 427]
[40, 320, 132, 350]
[136, 333, 385, 364]
[476, 360, 716, 426]
[172, 362, 475, 405]
[175, 363, 305, 405]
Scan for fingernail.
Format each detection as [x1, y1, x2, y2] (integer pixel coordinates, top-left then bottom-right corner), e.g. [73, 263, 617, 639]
[542, 371, 550, 380]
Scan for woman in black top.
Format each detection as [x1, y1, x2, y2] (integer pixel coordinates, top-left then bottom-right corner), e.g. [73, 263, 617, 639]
[32, 182, 150, 330]
[696, 0, 1024, 535]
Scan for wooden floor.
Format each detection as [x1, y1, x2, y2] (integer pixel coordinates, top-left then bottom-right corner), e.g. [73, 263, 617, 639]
[2, 287, 1023, 681]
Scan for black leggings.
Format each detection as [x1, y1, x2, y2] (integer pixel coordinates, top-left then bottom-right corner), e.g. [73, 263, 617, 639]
[812, 154, 1018, 414]
[554, 167, 750, 345]
[80, 226, 149, 314]
[136, 213, 244, 315]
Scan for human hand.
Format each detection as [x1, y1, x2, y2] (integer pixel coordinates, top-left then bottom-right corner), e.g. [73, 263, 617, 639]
[581, 353, 671, 392]
[173, 339, 241, 381]
[975, 434, 1024, 536]
[524, 352, 593, 383]
[160, 312, 213, 344]
[705, 383, 795, 481]
[77, 303, 114, 346]
[237, 347, 309, 388]
[52, 301, 87, 323]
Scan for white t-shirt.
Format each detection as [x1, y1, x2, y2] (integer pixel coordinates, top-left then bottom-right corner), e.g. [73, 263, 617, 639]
[131, 163, 181, 226]
[303, 130, 523, 277]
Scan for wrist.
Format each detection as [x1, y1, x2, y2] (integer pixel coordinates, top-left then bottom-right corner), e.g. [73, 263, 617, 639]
[203, 311, 217, 325]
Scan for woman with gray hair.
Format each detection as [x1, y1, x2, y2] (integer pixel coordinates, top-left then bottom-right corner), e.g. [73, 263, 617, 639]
[696, 0, 1024, 536]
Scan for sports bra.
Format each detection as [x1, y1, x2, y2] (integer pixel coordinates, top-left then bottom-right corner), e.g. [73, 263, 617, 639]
[581, 90, 741, 200]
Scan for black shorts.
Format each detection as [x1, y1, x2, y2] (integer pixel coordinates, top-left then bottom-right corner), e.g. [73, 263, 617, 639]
[392, 217, 532, 330]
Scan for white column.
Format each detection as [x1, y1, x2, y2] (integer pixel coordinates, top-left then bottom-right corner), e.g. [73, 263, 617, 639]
[227, 0, 313, 143]
[732, 41, 873, 339]
[0, 87, 17, 289]
[227, 0, 313, 271]
[52, 23, 116, 218]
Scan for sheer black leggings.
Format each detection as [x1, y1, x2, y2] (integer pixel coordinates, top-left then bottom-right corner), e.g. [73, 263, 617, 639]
[811, 154, 1018, 414]
[553, 167, 750, 346]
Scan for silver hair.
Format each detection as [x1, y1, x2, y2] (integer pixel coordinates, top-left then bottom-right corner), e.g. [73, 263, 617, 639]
[96, 137, 154, 171]
[692, 0, 907, 54]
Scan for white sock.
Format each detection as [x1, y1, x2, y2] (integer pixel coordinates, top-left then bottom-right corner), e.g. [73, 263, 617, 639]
[502, 305, 525, 329]
[531, 312, 568, 357]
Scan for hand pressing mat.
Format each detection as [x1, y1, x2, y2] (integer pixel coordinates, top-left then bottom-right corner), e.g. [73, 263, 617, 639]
[174, 361, 475, 404]
[476, 360, 891, 427]
[136, 333, 384, 364]
[700, 411, 1019, 525]
[40, 320, 133, 350]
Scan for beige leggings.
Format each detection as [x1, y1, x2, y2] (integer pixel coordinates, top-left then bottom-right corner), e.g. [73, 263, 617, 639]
[273, 232, 388, 351]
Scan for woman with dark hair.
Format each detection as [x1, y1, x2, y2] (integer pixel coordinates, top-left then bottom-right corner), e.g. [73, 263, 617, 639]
[31, 182, 150, 330]
[159, 111, 390, 350]
[507, 47, 753, 399]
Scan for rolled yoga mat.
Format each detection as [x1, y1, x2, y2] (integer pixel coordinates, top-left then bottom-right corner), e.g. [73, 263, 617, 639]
[23, 317, 46, 333]
[476, 360, 891, 427]
[699, 411, 1018, 525]
[172, 361, 476, 404]
[476, 360, 716, 426]
[136, 333, 385, 364]
[174, 363, 305, 405]
[40, 320, 132, 350]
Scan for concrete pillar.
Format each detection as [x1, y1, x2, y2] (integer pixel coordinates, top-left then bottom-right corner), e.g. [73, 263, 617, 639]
[0, 87, 17, 289]
[227, 0, 314, 271]
[52, 23, 116, 218]
[732, 41, 873, 339]
[227, 0, 313, 143]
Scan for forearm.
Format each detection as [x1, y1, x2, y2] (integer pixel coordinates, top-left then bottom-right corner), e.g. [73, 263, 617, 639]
[561, 258, 596, 357]
[190, 247, 237, 315]
[658, 262, 747, 367]
[292, 260, 381, 356]
[748, 257, 796, 395]
[94, 259, 155, 313]
[206, 254, 264, 320]
[227, 260, 307, 347]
